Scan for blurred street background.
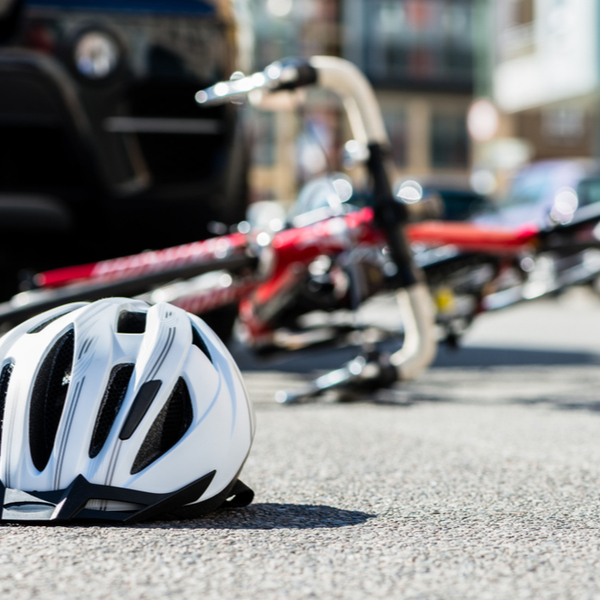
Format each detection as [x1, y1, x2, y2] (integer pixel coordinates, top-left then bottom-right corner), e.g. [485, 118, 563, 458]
[248, 0, 595, 205]
[2, 0, 599, 290]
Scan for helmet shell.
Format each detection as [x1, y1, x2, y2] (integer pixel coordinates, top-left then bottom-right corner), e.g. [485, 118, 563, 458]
[0, 298, 255, 521]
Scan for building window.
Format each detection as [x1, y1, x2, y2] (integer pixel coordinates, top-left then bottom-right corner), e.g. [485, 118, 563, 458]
[542, 106, 585, 142]
[356, 0, 473, 89]
[512, 0, 534, 26]
[431, 112, 468, 168]
[384, 110, 408, 168]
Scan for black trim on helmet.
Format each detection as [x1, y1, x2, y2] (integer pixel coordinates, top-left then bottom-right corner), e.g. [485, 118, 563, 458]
[0, 472, 254, 523]
[169, 478, 254, 520]
[0, 470, 199, 523]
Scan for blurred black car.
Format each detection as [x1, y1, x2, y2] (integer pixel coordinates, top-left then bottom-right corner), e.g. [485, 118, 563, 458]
[394, 176, 491, 222]
[0, 0, 251, 298]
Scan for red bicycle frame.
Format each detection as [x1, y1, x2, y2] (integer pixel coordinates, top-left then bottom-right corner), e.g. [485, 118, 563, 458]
[24, 207, 539, 342]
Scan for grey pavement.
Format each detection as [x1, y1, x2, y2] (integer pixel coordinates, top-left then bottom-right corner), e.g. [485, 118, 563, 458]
[4, 288, 600, 599]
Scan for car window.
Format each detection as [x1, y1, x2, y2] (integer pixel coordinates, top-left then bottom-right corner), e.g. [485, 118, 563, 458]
[431, 190, 488, 221]
[502, 168, 554, 207]
[577, 179, 600, 207]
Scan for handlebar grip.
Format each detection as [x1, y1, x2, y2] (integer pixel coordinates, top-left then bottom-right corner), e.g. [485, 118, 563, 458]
[196, 57, 318, 106]
[271, 57, 318, 91]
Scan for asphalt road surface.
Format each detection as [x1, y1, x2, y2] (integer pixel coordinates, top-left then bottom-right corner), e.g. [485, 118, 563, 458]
[4, 288, 600, 599]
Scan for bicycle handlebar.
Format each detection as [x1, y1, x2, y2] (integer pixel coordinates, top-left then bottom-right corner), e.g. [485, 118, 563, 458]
[196, 56, 388, 148]
[196, 57, 318, 106]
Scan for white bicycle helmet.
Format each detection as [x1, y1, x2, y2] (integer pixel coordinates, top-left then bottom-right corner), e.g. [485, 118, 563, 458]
[0, 298, 255, 523]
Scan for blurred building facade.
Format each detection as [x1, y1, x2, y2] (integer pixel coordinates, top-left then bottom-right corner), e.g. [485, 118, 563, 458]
[249, 0, 477, 202]
[490, 0, 600, 164]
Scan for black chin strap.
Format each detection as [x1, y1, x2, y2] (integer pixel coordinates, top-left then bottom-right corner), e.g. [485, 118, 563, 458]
[0, 474, 255, 522]
[221, 479, 254, 508]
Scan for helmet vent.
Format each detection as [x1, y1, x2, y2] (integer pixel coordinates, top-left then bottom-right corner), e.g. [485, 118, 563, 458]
[89, 363, 135, 459]
[191, 325, 212, 363]
[29, 329, 75, 472]
[117, 311, 147, 334]
[131, 377, 193, 475]
[28, 308, 77, 334]
[0, 362, 14, 455]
